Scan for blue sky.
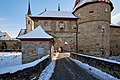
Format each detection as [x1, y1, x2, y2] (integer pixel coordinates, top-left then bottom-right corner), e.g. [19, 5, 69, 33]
[0, 0, 120, 37]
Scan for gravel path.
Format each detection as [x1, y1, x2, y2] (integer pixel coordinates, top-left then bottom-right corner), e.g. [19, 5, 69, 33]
[50, 53, 101, 80]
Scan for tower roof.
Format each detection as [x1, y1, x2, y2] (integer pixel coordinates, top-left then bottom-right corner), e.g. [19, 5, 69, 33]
[73, 0, 113, 12]
[27, 1, 32, 15]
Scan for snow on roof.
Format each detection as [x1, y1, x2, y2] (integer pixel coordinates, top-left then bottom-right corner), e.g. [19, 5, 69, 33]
[17, 26, 53, 39]
[6, 38, 19, 41]
[0, 32, 5, 36]
[73, 0, 111, 12]
[32, 11, 77, 19]
[0, 32, 6, 40]
[110, 23, 120, 27]
[111, 13, 120, 26]
[18, 29, 26, 37]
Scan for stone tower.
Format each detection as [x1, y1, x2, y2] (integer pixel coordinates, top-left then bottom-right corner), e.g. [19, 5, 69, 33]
[73, 0, 113, 56]
[26, 1, 34, 33]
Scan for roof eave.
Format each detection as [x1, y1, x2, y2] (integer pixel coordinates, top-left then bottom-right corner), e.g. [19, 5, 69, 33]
[17, 38, 53, 41]
[30, 16, 78, 20]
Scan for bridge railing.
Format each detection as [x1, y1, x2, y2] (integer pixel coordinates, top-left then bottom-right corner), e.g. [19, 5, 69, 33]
[70, 52, 120, 78]
[0, 55, 50, 80]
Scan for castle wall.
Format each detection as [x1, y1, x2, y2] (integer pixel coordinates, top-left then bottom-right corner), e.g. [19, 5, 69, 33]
[33, 20, 77, 52]
[74, 3, 111, 56]
[110, 27, 120, 56]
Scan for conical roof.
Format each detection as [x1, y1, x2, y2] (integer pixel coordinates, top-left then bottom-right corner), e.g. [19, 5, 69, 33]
[73, 0, 112, 12]
[17, 26, 53, 39]
[27, 1, 32, 15]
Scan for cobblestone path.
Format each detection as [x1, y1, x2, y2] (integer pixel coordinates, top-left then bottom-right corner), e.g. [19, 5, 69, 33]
[50, 53, 101, 80]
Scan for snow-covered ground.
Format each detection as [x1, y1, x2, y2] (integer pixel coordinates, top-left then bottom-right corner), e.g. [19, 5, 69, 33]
[108, 55, 120, 62]
[70, 58, 118, 80]
[0, 55, 49, 74]
[39, 60, 56, 80]
[0, 52, 22, 68]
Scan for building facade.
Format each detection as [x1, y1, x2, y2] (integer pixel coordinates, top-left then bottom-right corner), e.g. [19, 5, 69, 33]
[17, 27, 54, 63]
[19, 0, 120, 56]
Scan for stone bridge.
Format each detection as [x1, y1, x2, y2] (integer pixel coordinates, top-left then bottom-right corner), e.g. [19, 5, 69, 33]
[51, 52, 120, 80]
[0, 52, 120, 80]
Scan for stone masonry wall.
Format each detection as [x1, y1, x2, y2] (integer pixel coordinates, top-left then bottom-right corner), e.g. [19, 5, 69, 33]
[78, 21, 110, 56]
[74, 3, 111, 56]
[70, 52, 120, 78]
[22, 41, 51, 63]
[34, 20, 77, 52]
[110, 27, 120, 56]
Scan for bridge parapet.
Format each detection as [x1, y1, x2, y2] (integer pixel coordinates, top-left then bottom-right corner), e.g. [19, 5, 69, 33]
[70, 52, 120, 78]
[0, 56, 50, 80]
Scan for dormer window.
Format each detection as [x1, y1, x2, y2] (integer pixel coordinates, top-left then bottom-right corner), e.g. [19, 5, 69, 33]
[59, 21, 65, 30]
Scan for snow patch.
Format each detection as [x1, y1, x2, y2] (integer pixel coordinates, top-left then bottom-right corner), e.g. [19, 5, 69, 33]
[108, 55, 120, 62]
[70, 58, 118, 80]
[0, 55, 49, 74]
[39, 61, 56, 80]
[0, 52, 22, 68]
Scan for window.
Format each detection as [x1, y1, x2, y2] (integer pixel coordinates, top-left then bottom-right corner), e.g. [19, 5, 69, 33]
[44, 22, 48, 27]
[116, 45, 118, 48]
[38, 48, 44, 54]
[98, 25, 102, 29]
[28, 20, 30, 24]
[72, 25, 77, 30]
[105, 8, 108, 13]
[51, 22, 56, 30]
[98, 26, 104, 33]
[59, 21, 65, 30]
[89, 11, 94, 13]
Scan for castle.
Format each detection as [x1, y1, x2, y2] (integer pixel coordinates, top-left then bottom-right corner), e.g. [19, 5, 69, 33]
[18, 0, 120, 57]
